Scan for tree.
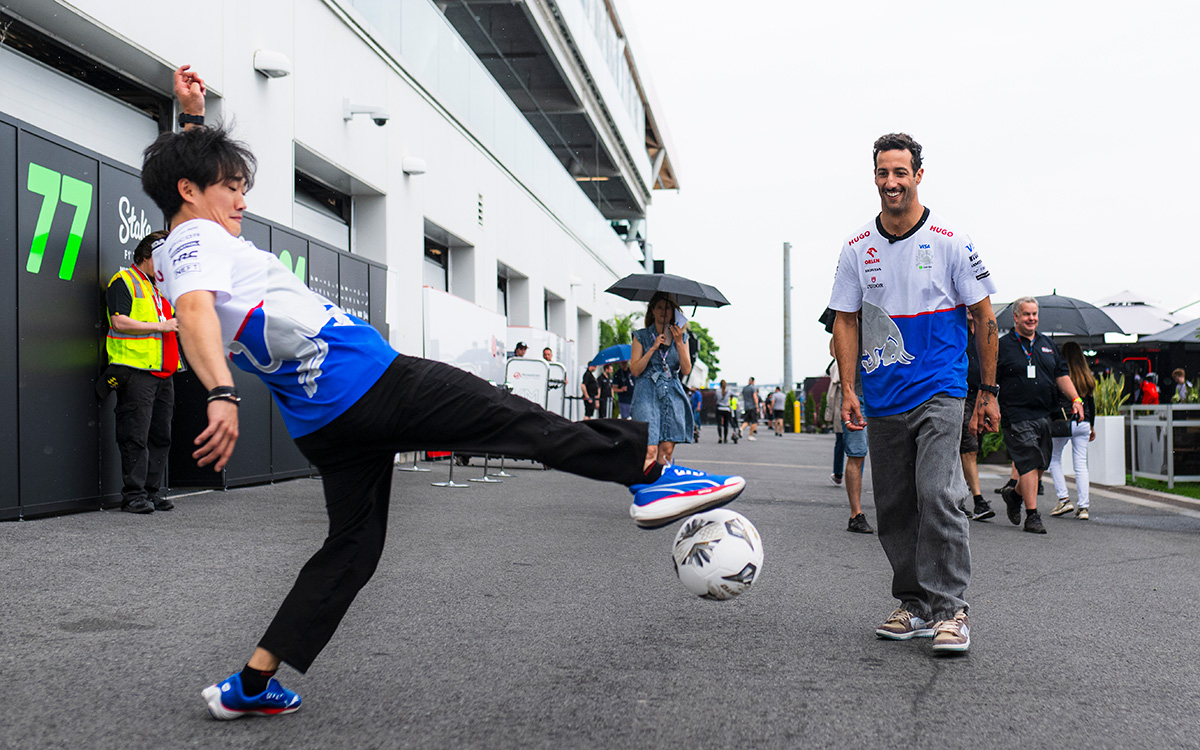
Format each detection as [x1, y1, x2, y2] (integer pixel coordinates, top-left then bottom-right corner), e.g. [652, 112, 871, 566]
[599, 313, 639, 350]
[688, 320, 720, 380]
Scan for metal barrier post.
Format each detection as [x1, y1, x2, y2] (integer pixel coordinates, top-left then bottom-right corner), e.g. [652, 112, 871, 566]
[469, 454, 503, 483]
[431, 452, 469, 488]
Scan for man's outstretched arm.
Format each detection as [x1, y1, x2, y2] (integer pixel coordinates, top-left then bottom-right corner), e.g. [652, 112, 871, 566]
[175, 290, 239, 471]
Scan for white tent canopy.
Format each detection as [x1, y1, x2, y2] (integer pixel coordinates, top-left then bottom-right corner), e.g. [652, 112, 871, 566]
[1092, 290, 1191, 336]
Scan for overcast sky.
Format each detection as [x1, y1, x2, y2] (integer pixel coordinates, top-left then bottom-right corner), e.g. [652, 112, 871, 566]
[621, 0, 1200, 386]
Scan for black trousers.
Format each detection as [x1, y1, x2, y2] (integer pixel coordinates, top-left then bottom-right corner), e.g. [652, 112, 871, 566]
[114, 369, 174, 504]
[263, 354, 649, 672]
[717, 409, 733, 441]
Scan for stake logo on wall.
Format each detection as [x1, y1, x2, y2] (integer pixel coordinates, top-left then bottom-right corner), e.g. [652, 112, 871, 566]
[25, 162, 94, 280]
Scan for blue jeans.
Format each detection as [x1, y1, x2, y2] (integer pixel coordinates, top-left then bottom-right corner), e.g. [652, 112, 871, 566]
[867, 395, 971, 621]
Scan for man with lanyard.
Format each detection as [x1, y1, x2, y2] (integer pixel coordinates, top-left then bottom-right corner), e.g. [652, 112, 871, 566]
[829, 132, 1000, 655]
[142, 65, 745, 720]
[104, 230, 182, 514]
[996, 297, 1084, 534]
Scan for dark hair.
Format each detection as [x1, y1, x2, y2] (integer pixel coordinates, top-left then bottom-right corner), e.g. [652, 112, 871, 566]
[873, 133, 923, 172]
[133, 229, 170, 264]
[1060, 342, 1095, 398]
[141, 126, 257, 219]
[644, 291, 679, 328]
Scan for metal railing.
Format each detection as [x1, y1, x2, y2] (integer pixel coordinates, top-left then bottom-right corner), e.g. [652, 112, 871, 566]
[1128, 404, 1200, 488]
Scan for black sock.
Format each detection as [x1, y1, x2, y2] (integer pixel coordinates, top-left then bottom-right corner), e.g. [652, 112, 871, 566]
[1003, 478, 1016, 489]
[239, 664, 276, 696]
[643, 462, 664, 483]
[1026, 508, 1039, 518]
[973, 494, 984, 506]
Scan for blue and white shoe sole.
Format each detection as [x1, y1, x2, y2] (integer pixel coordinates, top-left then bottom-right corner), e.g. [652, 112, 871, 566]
[201, 684, 301, 720]
[629, 477, 746, 530]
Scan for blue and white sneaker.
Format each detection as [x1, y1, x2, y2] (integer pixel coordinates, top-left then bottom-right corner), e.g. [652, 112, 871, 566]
[629, 464, 746, 529]
[201, 672, 301, 720]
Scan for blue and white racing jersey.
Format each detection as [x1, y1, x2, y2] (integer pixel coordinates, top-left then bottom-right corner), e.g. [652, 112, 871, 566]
[155, 219, 397, 438]
[828, 208, 996, 417]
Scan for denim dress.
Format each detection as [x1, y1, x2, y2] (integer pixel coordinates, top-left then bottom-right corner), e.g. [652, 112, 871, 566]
[631, 327, 694, 444]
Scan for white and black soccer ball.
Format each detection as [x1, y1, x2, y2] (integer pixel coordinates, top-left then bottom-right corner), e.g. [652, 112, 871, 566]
[671, 509, 763, 600]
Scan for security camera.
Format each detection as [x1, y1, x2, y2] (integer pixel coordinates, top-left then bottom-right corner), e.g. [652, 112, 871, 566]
[343, 98, 390, 126]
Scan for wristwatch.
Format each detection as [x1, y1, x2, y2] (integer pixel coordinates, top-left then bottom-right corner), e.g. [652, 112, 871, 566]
[178, 112, 205, 128]
[979, 384, 1000, 397]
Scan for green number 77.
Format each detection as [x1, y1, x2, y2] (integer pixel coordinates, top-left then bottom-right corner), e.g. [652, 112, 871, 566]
[26, 162, 94, 281]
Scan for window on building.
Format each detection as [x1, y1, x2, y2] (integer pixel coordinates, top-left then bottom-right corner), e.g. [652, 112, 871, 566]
[424, 236, 449, 292]
[295, 172, 352, 252]
[0, 9, 172, 129]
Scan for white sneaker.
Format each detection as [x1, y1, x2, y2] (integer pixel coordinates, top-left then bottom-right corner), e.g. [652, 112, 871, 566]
[931, 611, 970, 654]
[748, 436, 757, 441]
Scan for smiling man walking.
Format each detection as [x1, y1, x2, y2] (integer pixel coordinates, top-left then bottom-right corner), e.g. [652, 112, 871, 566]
[829, 133, 1000, 655]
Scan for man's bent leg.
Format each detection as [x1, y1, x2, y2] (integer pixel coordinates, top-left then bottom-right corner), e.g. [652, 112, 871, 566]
[911, 396, 971, 620]
[867, 411, 928, 618]
[258, 446, 395, 673]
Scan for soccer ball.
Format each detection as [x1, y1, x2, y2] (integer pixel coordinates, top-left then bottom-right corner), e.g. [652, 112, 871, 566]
[671, 509, 763, 600]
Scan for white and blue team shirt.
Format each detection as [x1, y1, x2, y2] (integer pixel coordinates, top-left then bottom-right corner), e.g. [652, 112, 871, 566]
[154, 219, 397, 438]
[828, 208, 996, 417]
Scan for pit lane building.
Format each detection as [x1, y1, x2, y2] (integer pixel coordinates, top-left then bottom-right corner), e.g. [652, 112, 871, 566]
[0, 0, 679, 517]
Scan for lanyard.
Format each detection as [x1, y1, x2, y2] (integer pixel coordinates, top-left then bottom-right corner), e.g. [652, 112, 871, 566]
[130, 265, 165, 322]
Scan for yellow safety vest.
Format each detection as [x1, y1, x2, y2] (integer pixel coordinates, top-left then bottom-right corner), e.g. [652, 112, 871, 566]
[105, 267, 178, 372]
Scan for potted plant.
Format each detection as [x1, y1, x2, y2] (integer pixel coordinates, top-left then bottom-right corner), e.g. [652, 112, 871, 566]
[1090, 373, 1129, 485]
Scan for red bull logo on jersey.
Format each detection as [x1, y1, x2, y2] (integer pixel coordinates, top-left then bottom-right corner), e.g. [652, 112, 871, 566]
[860, 301, 914, 373]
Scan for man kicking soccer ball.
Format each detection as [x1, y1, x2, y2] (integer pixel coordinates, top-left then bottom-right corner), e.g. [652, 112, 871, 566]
[146, 66, 745, 720]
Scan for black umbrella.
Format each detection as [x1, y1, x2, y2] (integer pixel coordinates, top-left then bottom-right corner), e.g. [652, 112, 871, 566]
[605, 273, 730, 308]
[994, 293, 1126, 336]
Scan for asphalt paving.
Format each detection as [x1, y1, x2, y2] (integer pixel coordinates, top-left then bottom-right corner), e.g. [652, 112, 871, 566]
[2, 423, 1198, 749]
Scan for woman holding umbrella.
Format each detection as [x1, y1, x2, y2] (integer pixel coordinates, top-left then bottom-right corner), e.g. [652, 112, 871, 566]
[630, 291, 693, 465]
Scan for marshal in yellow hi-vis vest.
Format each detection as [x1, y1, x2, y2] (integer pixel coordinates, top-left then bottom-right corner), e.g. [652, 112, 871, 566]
[106, 266, 181, 373]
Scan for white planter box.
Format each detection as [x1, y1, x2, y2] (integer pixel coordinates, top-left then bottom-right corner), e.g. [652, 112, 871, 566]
[1089, 415, 1126, 485]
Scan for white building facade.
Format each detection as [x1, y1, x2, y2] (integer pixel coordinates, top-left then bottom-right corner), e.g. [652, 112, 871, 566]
[0, 0, 678, 517]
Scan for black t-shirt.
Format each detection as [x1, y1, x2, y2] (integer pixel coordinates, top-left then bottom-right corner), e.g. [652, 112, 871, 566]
[598, 373, 612, 398]
[997, 331, 1068, 425]
[612, 368, 633, 403]
[582, 370, 599, 398]
[106, 277, 134, 318]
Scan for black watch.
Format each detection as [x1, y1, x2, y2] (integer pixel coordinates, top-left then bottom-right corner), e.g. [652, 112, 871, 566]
[178, 112, 205, 128]
[979, 384, 999, 396]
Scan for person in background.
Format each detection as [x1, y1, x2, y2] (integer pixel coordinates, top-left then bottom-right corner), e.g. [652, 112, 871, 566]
[543, 347, 553, 362]
[1171, 368, 1192, 403]
[826, 339, 846, 485]
[1141, 372, 1160, 404]
[715, 379, 735, 444]
[690, 386, 703, 441]
[996, 297, 1084, 534]
[741, 377, 760, 441]
[770, 386, 786, 436]
[1048, 342, 1096, 521]
[961, 316, 994, 521]
[612, 360, 634, 419]
[104, 229, 182, 514]
[581, 363, 599, 420]
[629, 292, 694, 465]
[598, 364, 613, 419]
[511, 341, 527, 359]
